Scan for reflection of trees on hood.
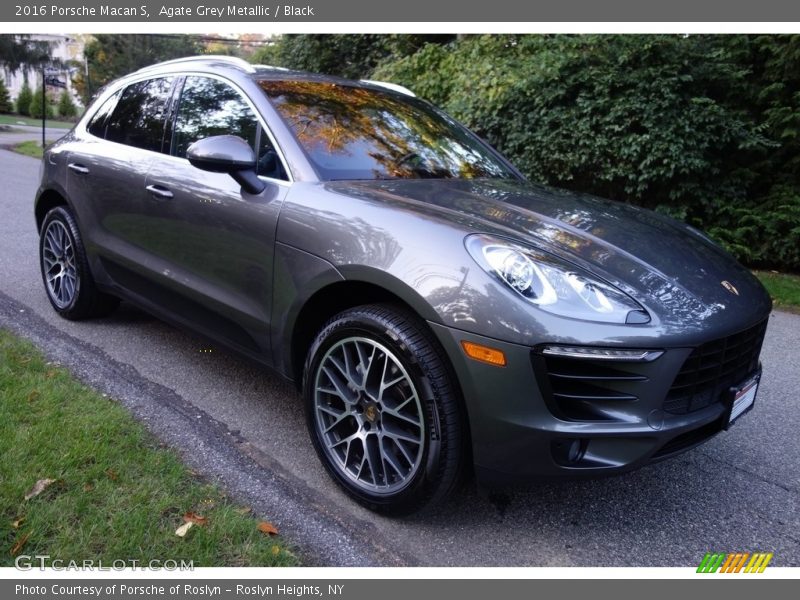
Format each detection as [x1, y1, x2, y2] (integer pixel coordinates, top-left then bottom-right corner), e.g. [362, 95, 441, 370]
[285, 203, 402, 269]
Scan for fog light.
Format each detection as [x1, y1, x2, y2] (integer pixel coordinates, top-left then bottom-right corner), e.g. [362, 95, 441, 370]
[461, 341, 507, 367]
[567, 439, 582, 462]
[552, 438, 588, 466]
[541, 345, 663, 362]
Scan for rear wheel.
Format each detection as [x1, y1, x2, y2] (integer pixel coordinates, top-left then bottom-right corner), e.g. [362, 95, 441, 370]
[304, 304, 465, 515]
[39, 206, 119, 320]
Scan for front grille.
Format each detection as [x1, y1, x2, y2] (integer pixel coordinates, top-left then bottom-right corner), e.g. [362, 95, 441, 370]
[663, 319, 768, 415]
[532, 354, 649, 422]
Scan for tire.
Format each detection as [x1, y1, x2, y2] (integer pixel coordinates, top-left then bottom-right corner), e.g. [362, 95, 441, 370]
[303, 304, 466, 515]
[39, 206, 119, 320]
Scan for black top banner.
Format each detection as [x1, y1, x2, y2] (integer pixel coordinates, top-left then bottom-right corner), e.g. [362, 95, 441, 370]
[4, 0, 800, 22]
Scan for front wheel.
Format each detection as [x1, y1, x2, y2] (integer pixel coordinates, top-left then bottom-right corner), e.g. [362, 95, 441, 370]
[303, 304, 465, 515]
[39, 206, 119, 320]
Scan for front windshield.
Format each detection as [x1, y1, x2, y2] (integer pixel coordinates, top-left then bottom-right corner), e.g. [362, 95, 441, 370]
[259, 79, 518, 181]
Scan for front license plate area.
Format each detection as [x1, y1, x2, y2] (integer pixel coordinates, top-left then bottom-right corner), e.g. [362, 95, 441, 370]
[725, 374, 759, 429]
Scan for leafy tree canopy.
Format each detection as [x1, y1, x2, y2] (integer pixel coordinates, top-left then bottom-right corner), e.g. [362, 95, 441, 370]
[73, 34, 200, 103]
[250, 34, 456, 79]
[0, 34, 52, 72]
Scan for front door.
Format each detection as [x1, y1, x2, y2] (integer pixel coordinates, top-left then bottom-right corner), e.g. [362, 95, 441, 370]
[140, 75, 290, 358]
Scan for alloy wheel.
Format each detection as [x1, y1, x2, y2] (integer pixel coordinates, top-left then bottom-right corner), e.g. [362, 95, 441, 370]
[42, 220, 78, 309]
[313, 336, 425, 495]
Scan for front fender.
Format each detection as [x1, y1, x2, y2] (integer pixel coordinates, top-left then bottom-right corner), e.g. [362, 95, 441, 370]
[271, 242, 344, 376]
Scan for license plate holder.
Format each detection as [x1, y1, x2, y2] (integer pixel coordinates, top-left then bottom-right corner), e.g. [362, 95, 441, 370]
[724, 373, 760, 429]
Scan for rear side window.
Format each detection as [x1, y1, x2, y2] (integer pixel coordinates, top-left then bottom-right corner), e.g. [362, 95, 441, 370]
[105, 77, 175, 153]
[172, 76, 287, 180]
[86, 90, 121, 139]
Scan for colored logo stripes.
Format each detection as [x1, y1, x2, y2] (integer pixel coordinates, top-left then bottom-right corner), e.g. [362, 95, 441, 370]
[697, 552, 773, 573]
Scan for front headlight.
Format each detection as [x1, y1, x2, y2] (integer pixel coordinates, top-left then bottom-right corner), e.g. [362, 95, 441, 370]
[466, 234, 649, 324]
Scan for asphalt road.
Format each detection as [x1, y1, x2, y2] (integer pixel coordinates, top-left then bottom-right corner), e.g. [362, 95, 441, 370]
[1, 147, 798, 567]
[0, 124, 68, 146]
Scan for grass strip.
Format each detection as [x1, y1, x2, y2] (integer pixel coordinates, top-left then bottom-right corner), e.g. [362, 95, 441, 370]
[0, 329, 298, 567]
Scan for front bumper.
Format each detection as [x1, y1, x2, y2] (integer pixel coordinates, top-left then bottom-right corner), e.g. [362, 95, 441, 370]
[428, 318, 766, 486]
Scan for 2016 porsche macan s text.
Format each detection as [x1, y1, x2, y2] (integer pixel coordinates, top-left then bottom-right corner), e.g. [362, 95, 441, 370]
[35, 56, 771, 513]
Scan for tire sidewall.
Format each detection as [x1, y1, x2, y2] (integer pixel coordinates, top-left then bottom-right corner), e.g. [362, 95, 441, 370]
[304, 310, 446, 513]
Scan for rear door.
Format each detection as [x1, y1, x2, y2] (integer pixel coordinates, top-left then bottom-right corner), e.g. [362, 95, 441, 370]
[66, 76, 177, 288]
[141, 75, 290, 358]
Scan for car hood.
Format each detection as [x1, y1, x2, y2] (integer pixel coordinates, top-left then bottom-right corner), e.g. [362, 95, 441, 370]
[327, 178, 771, 332]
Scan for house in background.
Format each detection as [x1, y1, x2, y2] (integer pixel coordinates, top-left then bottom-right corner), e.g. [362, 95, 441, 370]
[3, 34, 86, 110]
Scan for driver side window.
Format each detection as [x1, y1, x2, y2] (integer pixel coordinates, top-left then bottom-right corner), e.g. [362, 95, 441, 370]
[172, 76, 288, 181]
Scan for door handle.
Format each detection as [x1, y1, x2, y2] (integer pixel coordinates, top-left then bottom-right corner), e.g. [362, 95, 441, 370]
[68, 163, 89, 175]
[145, 184, 174, 200]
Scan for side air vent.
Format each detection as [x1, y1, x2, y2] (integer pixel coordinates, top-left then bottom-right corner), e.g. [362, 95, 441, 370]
[532, 353, 651, 422]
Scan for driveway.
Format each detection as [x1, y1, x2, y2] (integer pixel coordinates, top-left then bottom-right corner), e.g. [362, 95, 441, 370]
[1, 148, 798, 566]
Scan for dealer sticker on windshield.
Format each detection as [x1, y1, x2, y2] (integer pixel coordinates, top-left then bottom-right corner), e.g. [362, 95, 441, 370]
[727, 375, 759, 427]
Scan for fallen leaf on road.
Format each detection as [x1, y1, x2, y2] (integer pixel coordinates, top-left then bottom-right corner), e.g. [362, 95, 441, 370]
[183, 512, 208, 526]
[11, 531, 31, 556]
[257, 522, 278, 536]
[175, 522, 194, 538]
[24, 479, 56, 500]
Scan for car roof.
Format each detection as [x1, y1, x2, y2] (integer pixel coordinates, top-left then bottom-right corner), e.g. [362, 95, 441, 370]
[132, 55, 415, 97]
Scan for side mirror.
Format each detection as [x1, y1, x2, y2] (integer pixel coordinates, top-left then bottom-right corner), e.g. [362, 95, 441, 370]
[186, 135, 266, 195]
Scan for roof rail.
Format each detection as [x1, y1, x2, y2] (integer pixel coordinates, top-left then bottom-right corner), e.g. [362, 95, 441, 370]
[360, 79, 416, 97]
[251, 64, 290, 72]
[136, 55, 256, 74]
